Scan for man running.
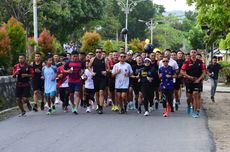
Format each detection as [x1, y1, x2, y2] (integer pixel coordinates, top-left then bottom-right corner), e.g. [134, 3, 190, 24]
[89, 48, 109, 114]
[31, 52, 44, 112]
[112, 52, 133, 114]
[64, 51, 83, 114]
[13, 54, 33, 116]
[181, 49, 206, 118]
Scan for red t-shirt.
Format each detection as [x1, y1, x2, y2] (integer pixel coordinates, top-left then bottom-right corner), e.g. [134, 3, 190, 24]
[64, 61, 82, 83]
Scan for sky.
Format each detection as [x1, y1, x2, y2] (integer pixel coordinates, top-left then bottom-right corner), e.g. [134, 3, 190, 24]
[152, 0, 195, 12]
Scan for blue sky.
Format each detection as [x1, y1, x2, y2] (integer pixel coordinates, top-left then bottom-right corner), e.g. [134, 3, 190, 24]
[152, 0, 195, 11]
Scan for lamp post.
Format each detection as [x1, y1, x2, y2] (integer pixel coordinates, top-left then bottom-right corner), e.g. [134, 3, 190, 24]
[33, 0, 38, 51]
[138, 19, 158, 45]
[117, 0, 146, 52]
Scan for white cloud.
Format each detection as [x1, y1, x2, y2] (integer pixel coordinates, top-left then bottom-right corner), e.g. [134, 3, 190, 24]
[152, 0, 195, 11]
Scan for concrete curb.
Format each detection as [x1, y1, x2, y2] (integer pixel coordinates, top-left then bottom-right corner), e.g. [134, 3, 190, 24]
[0, 106, 18, 115]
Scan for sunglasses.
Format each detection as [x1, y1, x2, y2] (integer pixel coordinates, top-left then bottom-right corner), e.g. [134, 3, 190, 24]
[96, 51, 102, 53]
[120, 56, 126, 58]
[163, 60, 169, 63]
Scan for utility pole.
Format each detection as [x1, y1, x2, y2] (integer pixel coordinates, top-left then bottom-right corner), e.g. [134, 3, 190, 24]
[33, 0, 38, 51]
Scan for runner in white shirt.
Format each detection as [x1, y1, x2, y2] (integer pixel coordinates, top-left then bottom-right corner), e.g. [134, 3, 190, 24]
[159, 49, 179, 70]
[82, 60, 95, 113]
[112, 52, 133, 114]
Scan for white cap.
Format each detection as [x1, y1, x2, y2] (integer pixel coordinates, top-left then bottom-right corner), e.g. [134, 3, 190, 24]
[144, 58, 151, 62]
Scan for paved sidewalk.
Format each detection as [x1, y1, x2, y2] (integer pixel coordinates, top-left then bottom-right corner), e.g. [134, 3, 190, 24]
[203, 80, 230, 93]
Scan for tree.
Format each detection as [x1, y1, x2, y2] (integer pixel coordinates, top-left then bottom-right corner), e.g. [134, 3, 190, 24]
[4, 17, 26, 65]
[81, 31, 101, 53]
[103, 40, 113, 54]
[38, 28, 55, 55]
[187, 0, 230, 46]
[0, 27, 11, 68]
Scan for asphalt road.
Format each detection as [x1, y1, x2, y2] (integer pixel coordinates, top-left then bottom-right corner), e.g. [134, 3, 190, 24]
[0, 95, 215, 152]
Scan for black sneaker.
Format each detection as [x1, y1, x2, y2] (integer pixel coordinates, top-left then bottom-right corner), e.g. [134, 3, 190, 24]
[27, 102, 32, 111]
[19, 111, 26, 117]
[98, 110, 103, 114]
[33, 104, 38, 112]
[211, 96, 215, 102]
[40, 102, 45, 111]
[175, 103, 179, 111]
[137, 107, 142, 114]
[155, 102, 159, 110]
[120, 108, 125, 114]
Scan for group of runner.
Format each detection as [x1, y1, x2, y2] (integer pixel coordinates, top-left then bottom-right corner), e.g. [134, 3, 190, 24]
[12, 47, 208, 118]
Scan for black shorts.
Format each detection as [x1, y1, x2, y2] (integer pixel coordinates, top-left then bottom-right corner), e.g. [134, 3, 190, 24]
[174, 78, 181, 90]
[93, 77, 106, 92]
[32, 79, 44, 91]
[132, 83, 141, 95]
[108, 78, 115, 92]
[15, 85, 31, 98]
[85, 88, 95, 98]
[186, 83, 202, 93]
[116, 88, 128, 93]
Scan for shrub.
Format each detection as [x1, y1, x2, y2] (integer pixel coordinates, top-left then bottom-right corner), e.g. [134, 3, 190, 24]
[219, 61, 230, 84]
[128, 38, 145, 52]
[81, 31, 101, 53]
[103, 40, 113, 54]
[38, 28, 55, 55]
[4, 17, 26, 65]
[0, 27, 11, 68]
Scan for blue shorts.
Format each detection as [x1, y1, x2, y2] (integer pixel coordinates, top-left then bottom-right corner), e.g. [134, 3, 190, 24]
[69, 82, 81, 93]
[45, 91, 56, 97]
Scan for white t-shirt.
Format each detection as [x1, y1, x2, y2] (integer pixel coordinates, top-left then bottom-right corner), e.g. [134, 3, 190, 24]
[159, 58, 179, 70]
[84, 69, 94, 89]
[112, 62, 133, 89]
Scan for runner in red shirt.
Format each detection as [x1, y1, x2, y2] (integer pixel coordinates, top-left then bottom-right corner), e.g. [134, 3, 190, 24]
[181, 49, 206, 118]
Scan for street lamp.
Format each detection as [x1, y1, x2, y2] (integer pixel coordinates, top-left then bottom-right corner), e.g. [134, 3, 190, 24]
[117, 0, 146, 52]
[138, 19, 158, 45]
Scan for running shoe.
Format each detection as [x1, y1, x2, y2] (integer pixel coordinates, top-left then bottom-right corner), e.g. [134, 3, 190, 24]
[114, 105, 119, 112]
[52, 105, 57, 113]
[192, 111, 198, 118]
[149, 106, 154, 112]
[144, 111, 149, 116]
[137, 107, 142, 114]
[155, 101, 159, 110]
[47, 109, 52, 115]
[187, 106, 191, 114]
[96, 105, 99, 111]
[40, 102, 45, 111]
[86, 107, 91, 113]
[111, 105, 115, 111]
[98, 109, 103, 114]
[33, 104, 38, 112]
[163, 112, 168, 117]
[19, 111, 26, 117]
[63, 106, 68, 113]
[120, 108, 125, 114]
[175, 102, 179, 111]
[27, 102, 32, 111]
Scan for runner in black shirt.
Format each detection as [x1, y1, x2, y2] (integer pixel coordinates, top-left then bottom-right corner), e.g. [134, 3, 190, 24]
[31, 52, 44, 111]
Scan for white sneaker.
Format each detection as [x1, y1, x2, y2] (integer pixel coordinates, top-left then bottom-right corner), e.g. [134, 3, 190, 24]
[55, 97, 61, 104]
[144, 111, 149, 116]
[149, 106, 154, 112]
[86, 107, 91, 113]
[45, 102, 49, 109]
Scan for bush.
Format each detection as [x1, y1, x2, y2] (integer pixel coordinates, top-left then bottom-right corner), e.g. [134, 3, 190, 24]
[80, 31, 101, 53]
[4, 17, 26, 65]
[128, 38, 145, 52]
[219, 61, 230, 84]
[0, 27, 11, 68]
[103, 40, 113, 54]
[38, 28, 55, 55]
